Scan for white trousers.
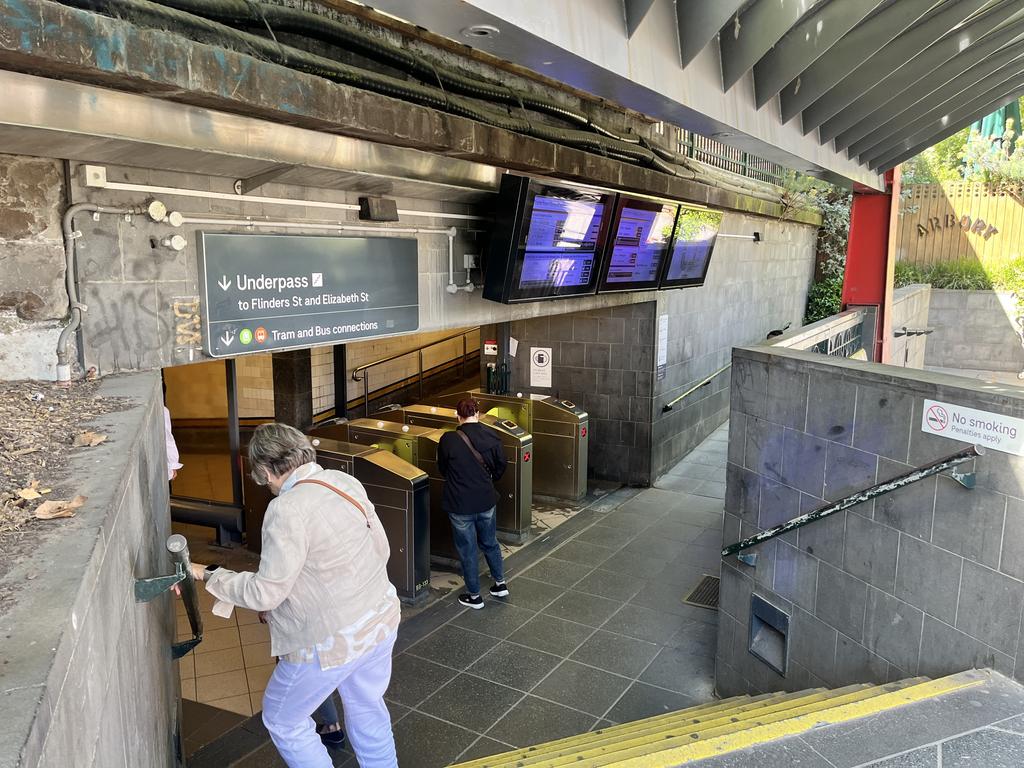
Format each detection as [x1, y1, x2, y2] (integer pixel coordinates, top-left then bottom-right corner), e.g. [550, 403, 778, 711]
[261, 632, 398, 768]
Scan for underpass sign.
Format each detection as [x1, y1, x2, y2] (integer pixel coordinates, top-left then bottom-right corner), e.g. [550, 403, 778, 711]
[198, 233, 419, 358]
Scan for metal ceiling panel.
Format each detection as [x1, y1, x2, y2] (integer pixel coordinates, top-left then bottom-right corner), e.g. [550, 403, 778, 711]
[751, 0, 883, 107]
[677, 0, 751, 69]
[823, 4, 1024, 147]
[867, 66, 1024, 168]
[802, 0, 989, 136]
[625, 0, 658, 37]
[851, 45, 1024, 162]
[778, 0, 944, 124]
[720, 0, 828, 93]
[876, 86, 1024, 170]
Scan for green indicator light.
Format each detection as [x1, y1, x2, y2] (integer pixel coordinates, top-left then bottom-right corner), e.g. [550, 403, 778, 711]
[239, 328, 254, 345]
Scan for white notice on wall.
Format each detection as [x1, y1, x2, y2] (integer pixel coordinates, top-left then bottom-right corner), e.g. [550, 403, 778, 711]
[921, 398, 1024, 456]
[530, 347, 553, 388]
[657, 314, 669, 381]
[509, 337, 519, 357]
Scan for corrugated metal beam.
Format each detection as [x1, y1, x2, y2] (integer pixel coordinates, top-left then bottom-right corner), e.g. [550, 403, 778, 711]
[876, 87, 1024, 171]
[852, 47, 1024, 163]
[751, 0, 883, 107]
[802, 0, 989, 137]
[825, 6, 1024, 148]
[624, 0, 658, 37]
[720, 0, 828, 93]
[677, 0, 750, 69]
[778, 0, 943, 124]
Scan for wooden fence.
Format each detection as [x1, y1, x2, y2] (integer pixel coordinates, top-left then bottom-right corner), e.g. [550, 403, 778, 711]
[895, 182, 1024, 265]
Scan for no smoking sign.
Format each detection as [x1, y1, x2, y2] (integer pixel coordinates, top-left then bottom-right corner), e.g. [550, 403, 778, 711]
[925, 404, 948, 432]
[530, 347, 552, 388]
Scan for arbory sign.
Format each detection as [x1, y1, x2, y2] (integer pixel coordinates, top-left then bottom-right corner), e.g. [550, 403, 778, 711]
[921, 398, 1024, 456]
[530, 347, 552, 388]
[198, 233, 419, 358]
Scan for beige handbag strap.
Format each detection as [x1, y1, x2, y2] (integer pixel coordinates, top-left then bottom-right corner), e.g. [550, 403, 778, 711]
[294, 479, 370, 529]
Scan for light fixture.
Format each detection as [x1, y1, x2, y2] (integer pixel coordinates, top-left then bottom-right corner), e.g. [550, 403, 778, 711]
[461, 24, 500, 39]
[161, 234, 187, 251]
[146, 199, 167, 222]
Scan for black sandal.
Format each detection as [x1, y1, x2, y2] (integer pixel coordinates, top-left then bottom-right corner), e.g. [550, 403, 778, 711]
[317, 723, 346, 748]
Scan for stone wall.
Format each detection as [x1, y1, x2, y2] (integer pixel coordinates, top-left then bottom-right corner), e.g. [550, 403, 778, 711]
[925, 289, 1022, 373]
[890, 284, 931, 368]
[718, 346, 1024, 698]
[0, 372, 179, 767]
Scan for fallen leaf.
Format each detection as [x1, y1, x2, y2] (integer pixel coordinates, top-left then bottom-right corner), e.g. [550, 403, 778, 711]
[74, 431, 107, 447]
[34, 495, 86, 520]
[18, 481, 42, 500]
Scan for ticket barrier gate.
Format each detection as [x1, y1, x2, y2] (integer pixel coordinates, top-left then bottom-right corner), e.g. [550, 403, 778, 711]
[308, 419, 457, 564]
[429, 391, 589, 501]
[375, 405, 534, 544]
[242, 439, 431, 604]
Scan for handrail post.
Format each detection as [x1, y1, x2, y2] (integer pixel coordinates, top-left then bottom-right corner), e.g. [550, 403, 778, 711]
[364, 372, 370, 418]
[134, 533, 203, 658]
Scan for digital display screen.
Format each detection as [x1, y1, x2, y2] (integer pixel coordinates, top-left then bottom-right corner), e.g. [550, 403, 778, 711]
[518, 195, 606, 289]
[660, 205, 723, 288]
[598, 198, 679, 292]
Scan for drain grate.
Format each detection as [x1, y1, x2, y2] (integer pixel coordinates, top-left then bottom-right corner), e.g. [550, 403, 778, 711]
[682, 575, 720, 610]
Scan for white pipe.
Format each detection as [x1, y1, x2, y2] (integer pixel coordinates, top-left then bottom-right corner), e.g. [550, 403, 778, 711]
[445, 229, 474, 294]
[176, 216, 453, 235]
[88, 178, 484, 221]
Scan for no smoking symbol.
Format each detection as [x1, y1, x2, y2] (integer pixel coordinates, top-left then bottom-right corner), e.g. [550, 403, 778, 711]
[926, 404, 949, 432]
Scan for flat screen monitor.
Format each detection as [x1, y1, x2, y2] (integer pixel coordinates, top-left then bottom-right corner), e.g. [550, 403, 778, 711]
[660, 205, 723, 288]
[483, 175, 615, 303]
[598, 197, 679, 293]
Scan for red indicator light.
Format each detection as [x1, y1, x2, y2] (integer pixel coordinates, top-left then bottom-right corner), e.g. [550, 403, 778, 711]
[581, 427, 587, 438]
[523, 452, 531, 462]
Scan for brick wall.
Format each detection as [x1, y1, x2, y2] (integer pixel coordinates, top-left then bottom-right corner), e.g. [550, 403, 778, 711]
[718, 345, 1024, 697]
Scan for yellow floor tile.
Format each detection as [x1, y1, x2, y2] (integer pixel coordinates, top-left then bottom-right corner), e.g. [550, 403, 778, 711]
[236, 608, 261, 626]
[196, 669, 251, 703]
[195, 647, 245, 677]
[178, 656, 195, 681]
[239, 622, 271, 646]
[176, 613, 193, 636]
[198, 609, 240, 632]
[207, 694, 253, 717]
[246, 663, 277, 695]
[195, 627, 241, 655]
[181, 678, 197, 700]
[249, 691, 265, 714]
[243, 641, 275, 669]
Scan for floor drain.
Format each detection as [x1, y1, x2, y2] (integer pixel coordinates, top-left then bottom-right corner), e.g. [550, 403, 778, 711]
[682, 575, 720, 610]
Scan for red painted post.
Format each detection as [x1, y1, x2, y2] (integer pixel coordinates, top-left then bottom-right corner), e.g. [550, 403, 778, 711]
[842, 168, 901, 363]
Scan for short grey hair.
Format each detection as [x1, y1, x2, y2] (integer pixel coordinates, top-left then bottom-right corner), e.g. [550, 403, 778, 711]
[249, 423, 316, 484]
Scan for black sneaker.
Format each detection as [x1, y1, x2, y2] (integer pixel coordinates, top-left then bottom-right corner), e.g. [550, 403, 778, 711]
[489, 582, 510, 598]
[459, 593, 484, 609]
[317, 725, 346, 749]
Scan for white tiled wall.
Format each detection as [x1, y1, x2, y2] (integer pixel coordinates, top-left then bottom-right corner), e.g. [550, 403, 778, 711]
[236, 353, 274, 418]
[312, 346, 334, 414]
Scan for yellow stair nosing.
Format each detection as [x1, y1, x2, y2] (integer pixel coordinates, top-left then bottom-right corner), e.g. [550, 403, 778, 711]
[592, 672, 987, 768]
[451, 687, 858, 768]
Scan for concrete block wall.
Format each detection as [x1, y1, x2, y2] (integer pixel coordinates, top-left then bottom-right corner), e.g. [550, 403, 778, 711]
[718, 346, 1024, 698]
[890, 284, 931, 369]
[1, 372, 179, 767]
[925, 289, 1023, 372]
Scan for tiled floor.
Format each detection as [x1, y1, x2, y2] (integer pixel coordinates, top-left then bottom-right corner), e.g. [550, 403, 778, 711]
[185, 424, 729, 767]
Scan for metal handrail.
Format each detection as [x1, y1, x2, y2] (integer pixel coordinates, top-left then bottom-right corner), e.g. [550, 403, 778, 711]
[134, 533, 203, 658]
[351, 326, 480, 415]
[722, 445, 984, 558]
[662, 364, 731, 413]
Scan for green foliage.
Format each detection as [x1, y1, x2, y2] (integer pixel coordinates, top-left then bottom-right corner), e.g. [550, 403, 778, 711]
[895, 256, 1024, 320]
[804, 277, 844, 324]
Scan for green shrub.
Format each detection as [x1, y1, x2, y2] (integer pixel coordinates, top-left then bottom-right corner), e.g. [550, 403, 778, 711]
[804, 277, 844, 324]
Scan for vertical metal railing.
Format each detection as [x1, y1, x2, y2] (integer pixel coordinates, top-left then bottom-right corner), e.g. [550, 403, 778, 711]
[135, 533, 203, 658]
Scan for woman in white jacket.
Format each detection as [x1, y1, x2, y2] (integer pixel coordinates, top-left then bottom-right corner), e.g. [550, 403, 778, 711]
[192, 423, 400, 768]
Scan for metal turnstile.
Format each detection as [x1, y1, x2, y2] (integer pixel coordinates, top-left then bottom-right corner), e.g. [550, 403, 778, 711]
[308, 419, 457, 564]
[430, 391, 589, 501]
[242, 438, 430, 604]
[376, 405, 534, 544]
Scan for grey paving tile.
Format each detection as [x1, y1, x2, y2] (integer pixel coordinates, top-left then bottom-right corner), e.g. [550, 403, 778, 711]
[506, 613, 595, 657]
[861, 745, 938, 767]
[571, 630, 661, 678]
[691, 479, 727, 499]
[487, 696, 597, 748]
[392, 711, 478, 768]
[687, 736, 836, 767]
[606, 681, 697, 724]
[456, 736, 515, 763]
[520, 556, 593, 588]
[629, 579, 700, 618]
[997, 713, 1024, 733]
[666, 461, 722, 480]
[533, 660, 632, 717]
[550, 538, 617, 566]
[573, 569, 648, 602]
[597, 510, 661, 532]
[499, 576, 564, 612]
[418, 673, 522, 732]
[385, 654, 457, 707]
[941, 728, 1024, 767]
[451, 601, 536, 640]
[643, 519, 708, 544]
[599, 548, 674, 579]
[574, 523, 633, 550]
[602, 604, 691, 645]
[667, 619, 718, 657]
[467, 641, 562, 692]
[544, 590, 624, 627]
[404, 624, 499, 671]
[638, 646, 715, 701]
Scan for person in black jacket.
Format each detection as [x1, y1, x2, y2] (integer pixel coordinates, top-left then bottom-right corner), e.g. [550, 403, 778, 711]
[437, 398, 510, 609]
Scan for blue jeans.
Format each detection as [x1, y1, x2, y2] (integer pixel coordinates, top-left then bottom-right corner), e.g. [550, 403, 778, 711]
[448, 507, 505, 595]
